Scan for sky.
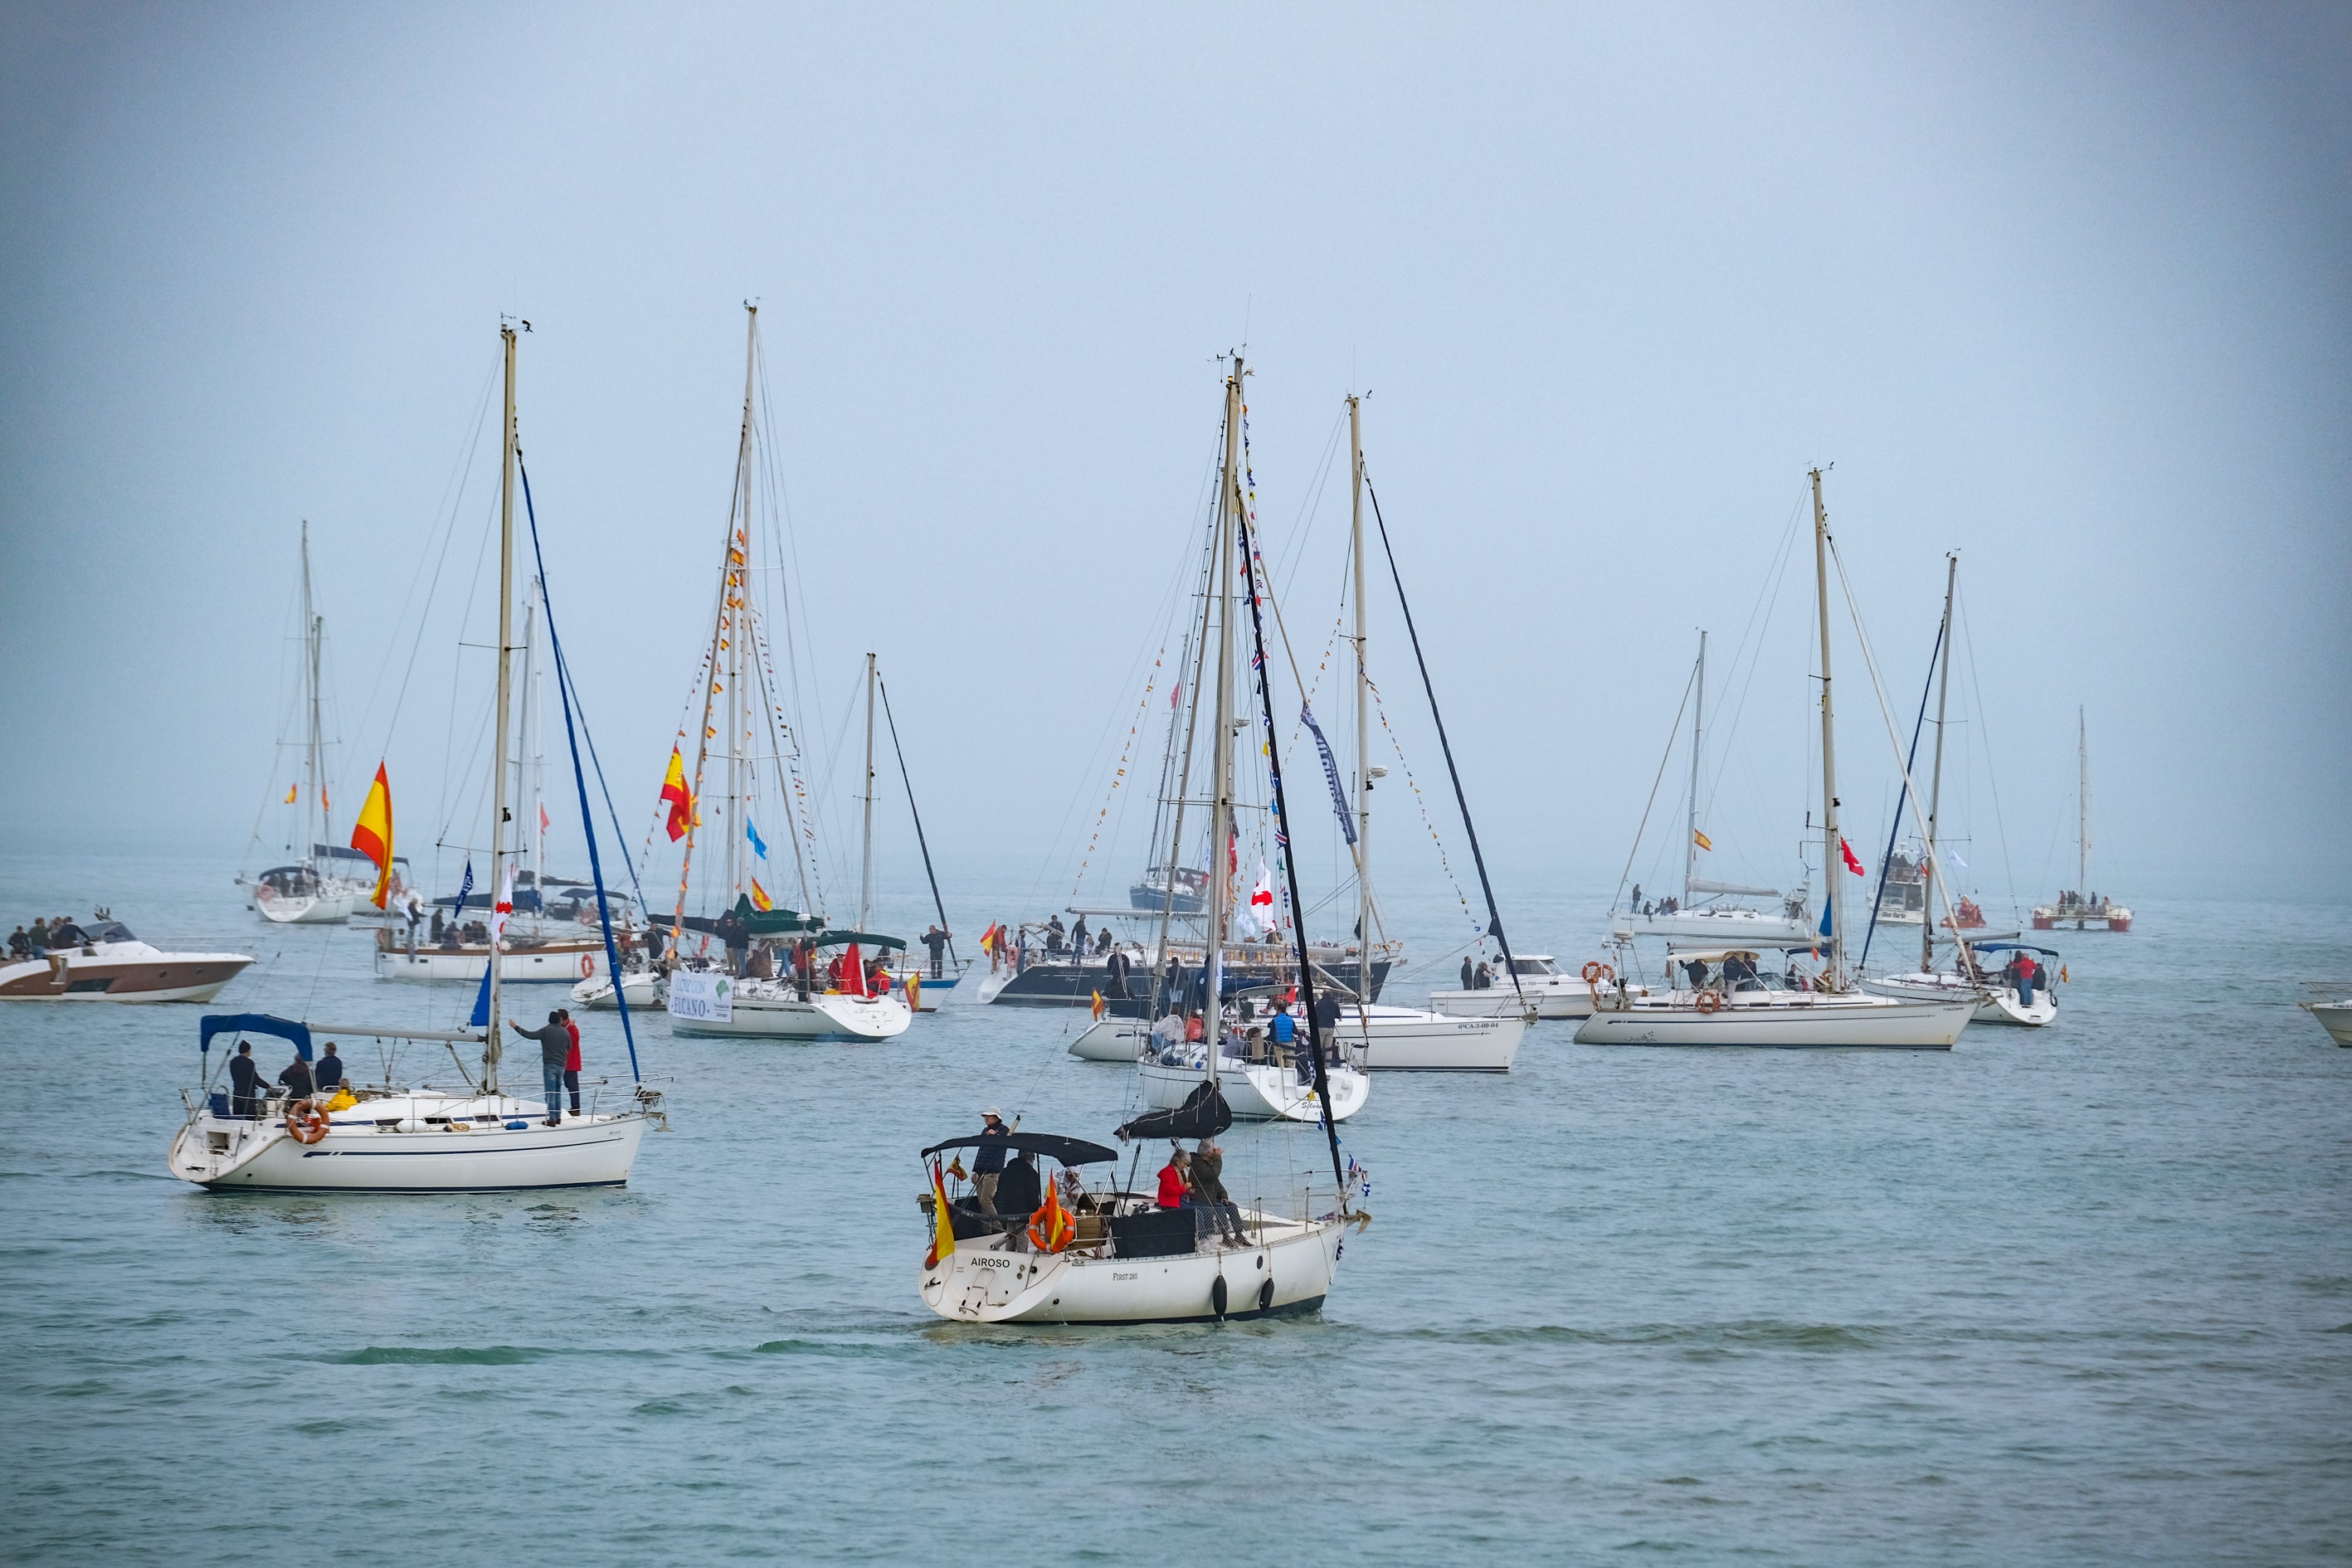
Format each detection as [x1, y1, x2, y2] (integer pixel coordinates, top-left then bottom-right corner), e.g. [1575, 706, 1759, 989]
[2, 2, 2347, 918]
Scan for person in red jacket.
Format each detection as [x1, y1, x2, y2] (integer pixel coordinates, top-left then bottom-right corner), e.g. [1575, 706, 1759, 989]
[558, 1007, 582, 1116]
[1156, 1148, 1191, 1210]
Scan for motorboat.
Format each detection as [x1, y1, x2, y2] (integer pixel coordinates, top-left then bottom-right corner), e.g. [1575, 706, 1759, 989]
[916, 1130, 1347, 1326]
[2301, 998, 2352, 1046]
[1429, 952, 1652, 1020]
[2, 917, 253, 1003]
[168, 1015, 650, 1192]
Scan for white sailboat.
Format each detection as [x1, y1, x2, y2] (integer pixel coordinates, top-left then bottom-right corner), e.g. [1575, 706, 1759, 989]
[171, 324, 655, 1191]
[1861, 555, 2057, 1028]
[2033, 712, 2132, 932]
[245, 524, 370, 924]
[1578, 470, 1975, 1049]
[659, 309, 909, 1044]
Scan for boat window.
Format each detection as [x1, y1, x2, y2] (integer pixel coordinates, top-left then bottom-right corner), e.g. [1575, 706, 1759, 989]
[86, 920, 135, 942]
[1513, 957, 1559, 976]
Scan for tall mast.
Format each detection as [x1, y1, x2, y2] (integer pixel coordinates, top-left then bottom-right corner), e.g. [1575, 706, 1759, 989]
[727, 308, 757, 904]
[1348, 393, 1371, 1006]
[1685, 631, 1705, 903]
[521, 586, 543, 903]
[1922, 553, 1957, 973]
[2078, 707, 2090, 898]
[1204, 358, 1244, 1027]
[487, 324, 518, 1092]
[1811, 468, 1845, 987]
[859, 651, 876, 930]
[299, 521, 324, 865]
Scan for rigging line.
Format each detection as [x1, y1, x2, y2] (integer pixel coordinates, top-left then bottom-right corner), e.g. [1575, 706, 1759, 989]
[1825, 535, 1964, 938]
[875, 670, 958, 966]
[1700, 488, 1806, 855]
[1362, 471, 1525, 1004]
[553, 653, 650, 918]
[516, 452, 640, 1082]
[357, 352, 501, 752]
[434, 489, 500, 865]
[1953, 585, 2023, 923]
[1607, 659, 1700, 913]
[1858, 611, 1945, 974]
[1235, 476, 1348, 1199]
[1272, 406, 1347, 597]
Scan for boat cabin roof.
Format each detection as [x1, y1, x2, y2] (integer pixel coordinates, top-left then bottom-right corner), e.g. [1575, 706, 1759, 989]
[923, 1132, 1119, 1166]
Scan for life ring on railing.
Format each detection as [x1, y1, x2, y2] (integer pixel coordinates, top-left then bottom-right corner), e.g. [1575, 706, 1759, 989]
[1581, 959, 1606, 984]
[1694, 989, 1724, 1015]
[579, 952, 594, 978]
[285, 1102, 330, 1145]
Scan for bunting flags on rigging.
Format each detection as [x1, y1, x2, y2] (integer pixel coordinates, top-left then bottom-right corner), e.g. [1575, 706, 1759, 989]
[660, 747, 693, 842]
[285, 784, 298, 805]
[1300, 704, 1356, 847]
[348, 763, 395, 909]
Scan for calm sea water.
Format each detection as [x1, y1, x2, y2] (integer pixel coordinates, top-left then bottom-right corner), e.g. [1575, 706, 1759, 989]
[2, 849, 2348, 1565]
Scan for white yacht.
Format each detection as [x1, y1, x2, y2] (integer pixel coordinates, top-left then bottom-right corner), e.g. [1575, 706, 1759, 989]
[1429, 952, 1651, 1020]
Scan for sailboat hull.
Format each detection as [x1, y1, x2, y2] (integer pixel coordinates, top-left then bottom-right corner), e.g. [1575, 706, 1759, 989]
[255, 886, 358, 924]
[1574, 992, 1975, 1048]
[374, 944, 608, 984]
[1136, 1057, 1370, 1121]
[666, 982, 911, 1040]
[1429, 979, 1651, 1020]
[1612, 908, 1817, 944]
[1863, 972, 2057, 1027]
[168, 1098, 645, 1191]
[921, 1212, 1343, 1325]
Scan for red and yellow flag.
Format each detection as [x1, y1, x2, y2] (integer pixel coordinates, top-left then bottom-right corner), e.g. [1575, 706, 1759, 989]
[284, 784, 298, 805]
[749, 878, 772, 913]
[1693, 829, 1712, 851]
[348, 762, 394, 909]
[924, 1158, 957, 1269]
[1030, 1175, 1074, 1254]
[659, 747, 693, 842]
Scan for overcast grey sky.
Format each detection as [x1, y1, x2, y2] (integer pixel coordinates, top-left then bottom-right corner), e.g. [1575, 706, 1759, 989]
[3, 2, 2346, 908]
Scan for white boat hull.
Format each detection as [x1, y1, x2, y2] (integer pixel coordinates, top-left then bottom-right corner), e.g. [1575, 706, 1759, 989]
[2305, 1001, 2352, 1046]
[1574, 991, 1975, 1048]
[375, 947, 608, 984]
[1613, 908, 1818, 944]
[1328, 1006, 1527, 1070]
[1429, 980, 1651, 1020]
[920, 1210, 1343, 1325]
[1069, 1019, 1151, 1061]
[572, 970, 663, 1011]
[667, 982, 911, 1040]
[1864, 971, 2057, 1028]
[1136, 1056, 1370, 1122]
[1, 942, 254, 1004]
[168, 1094, 645, 1191]
[255, 886, 358, 924]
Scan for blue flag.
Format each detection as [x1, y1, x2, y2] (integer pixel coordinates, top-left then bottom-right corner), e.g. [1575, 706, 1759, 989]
[455, 858, 475, 911]
[1300, 704, 1356, 847]
[746, 819, 768, 860]
[469, 958, 493, 1030]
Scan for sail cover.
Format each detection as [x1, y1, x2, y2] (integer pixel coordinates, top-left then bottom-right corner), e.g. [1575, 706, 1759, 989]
[1115, 1080, 1233, 1142]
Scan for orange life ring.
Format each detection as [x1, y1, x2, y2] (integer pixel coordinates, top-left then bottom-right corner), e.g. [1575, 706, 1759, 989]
[579, 952, 593, 978]
[286, 1102, 330, 1145]
[1694, 988, 1723, 1015]
[1581, 960, 1604, 983]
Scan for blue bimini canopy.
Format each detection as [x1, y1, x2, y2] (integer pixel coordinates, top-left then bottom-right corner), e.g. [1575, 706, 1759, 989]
[199, 1014, 313, 1061]
[1970, 942, 2060, 957]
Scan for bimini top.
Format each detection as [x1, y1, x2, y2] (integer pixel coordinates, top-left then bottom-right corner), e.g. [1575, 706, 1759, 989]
[1969, 942, 2061, 957]
[922, 1132, 1119, 1166]
[200, 1014, 312, 1059]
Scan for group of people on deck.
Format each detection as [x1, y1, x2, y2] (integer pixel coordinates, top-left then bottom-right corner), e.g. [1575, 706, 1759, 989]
[1158, 1141, 1247, 1246]
[8, 916, 92, 960]
[1149, 988, 1340, 1083]
[222, 1038, 348, 1118]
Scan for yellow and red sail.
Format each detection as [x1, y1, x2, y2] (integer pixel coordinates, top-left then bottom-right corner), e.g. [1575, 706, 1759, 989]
[348, 762, 394, 909]
[660, 747, 693, 842]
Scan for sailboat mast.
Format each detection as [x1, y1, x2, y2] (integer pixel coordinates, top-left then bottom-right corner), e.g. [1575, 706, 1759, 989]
[728, 311, 757, 904]
[1811, 468, 1844, 986]
[522, 588, 543, 904]
[1349, 393, 1371, 1006]
[300, 522, 324, 864]
[488, 324, 519, 1091]
[1922, 553, 1957, 973]
[859, 651, 876, 931]
[1686, 631, 1704, 903]
[2078, 708, 2090, 899]
[1205, 359, 1244, 1024]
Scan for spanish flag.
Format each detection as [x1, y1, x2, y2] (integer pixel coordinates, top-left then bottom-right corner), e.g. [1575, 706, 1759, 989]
[1693, 830, 1712, 852]
[348, 762, 394, 909]
[924, 1158, 957, 1269]
[659, 747, 693, 842]
[749, 878, 772, 913]
[285, 784, 298, 805]
[1031, 1175, 1074, 1254]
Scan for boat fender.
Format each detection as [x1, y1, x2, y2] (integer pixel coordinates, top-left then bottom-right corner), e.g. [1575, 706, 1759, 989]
[1210, 1274, 1228, 1320]
[285, 1103, 330, 1146]
[1258, 1278, 1274, 1312]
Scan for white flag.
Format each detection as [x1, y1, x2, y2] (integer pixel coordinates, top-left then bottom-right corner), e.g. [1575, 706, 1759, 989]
[1249, 861, 1277, 933]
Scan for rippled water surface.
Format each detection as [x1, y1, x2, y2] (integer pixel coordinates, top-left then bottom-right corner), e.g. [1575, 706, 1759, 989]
[3, 851, 2348, 1565]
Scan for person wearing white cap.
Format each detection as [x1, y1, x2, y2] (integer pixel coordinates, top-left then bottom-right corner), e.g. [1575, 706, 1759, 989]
[972, 1108, 1011, 1215]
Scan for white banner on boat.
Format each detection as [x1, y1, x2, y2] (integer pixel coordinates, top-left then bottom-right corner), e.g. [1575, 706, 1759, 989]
[667, 971, 733, 1022]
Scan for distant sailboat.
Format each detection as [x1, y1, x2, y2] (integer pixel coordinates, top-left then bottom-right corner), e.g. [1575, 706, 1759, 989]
[2033, 711, 2131, 932]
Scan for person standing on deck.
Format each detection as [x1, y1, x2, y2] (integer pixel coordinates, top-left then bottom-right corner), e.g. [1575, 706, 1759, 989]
[227, 1042, 266, 1117]
[508, 1011, 572, 1127]
[972, 1109, 1011, 1214]
[560, 1008, 583, 1116]
[921, 924, 949, 980]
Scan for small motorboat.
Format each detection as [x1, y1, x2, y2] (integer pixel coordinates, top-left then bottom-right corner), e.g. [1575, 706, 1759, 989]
[2302, 998, 2352, 1046]
[572, 966, 663, 1012]
[1, 916, 252, 1004]
[915, 1128, 1349, 1326]
[1429, 952, 1652, 1020]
